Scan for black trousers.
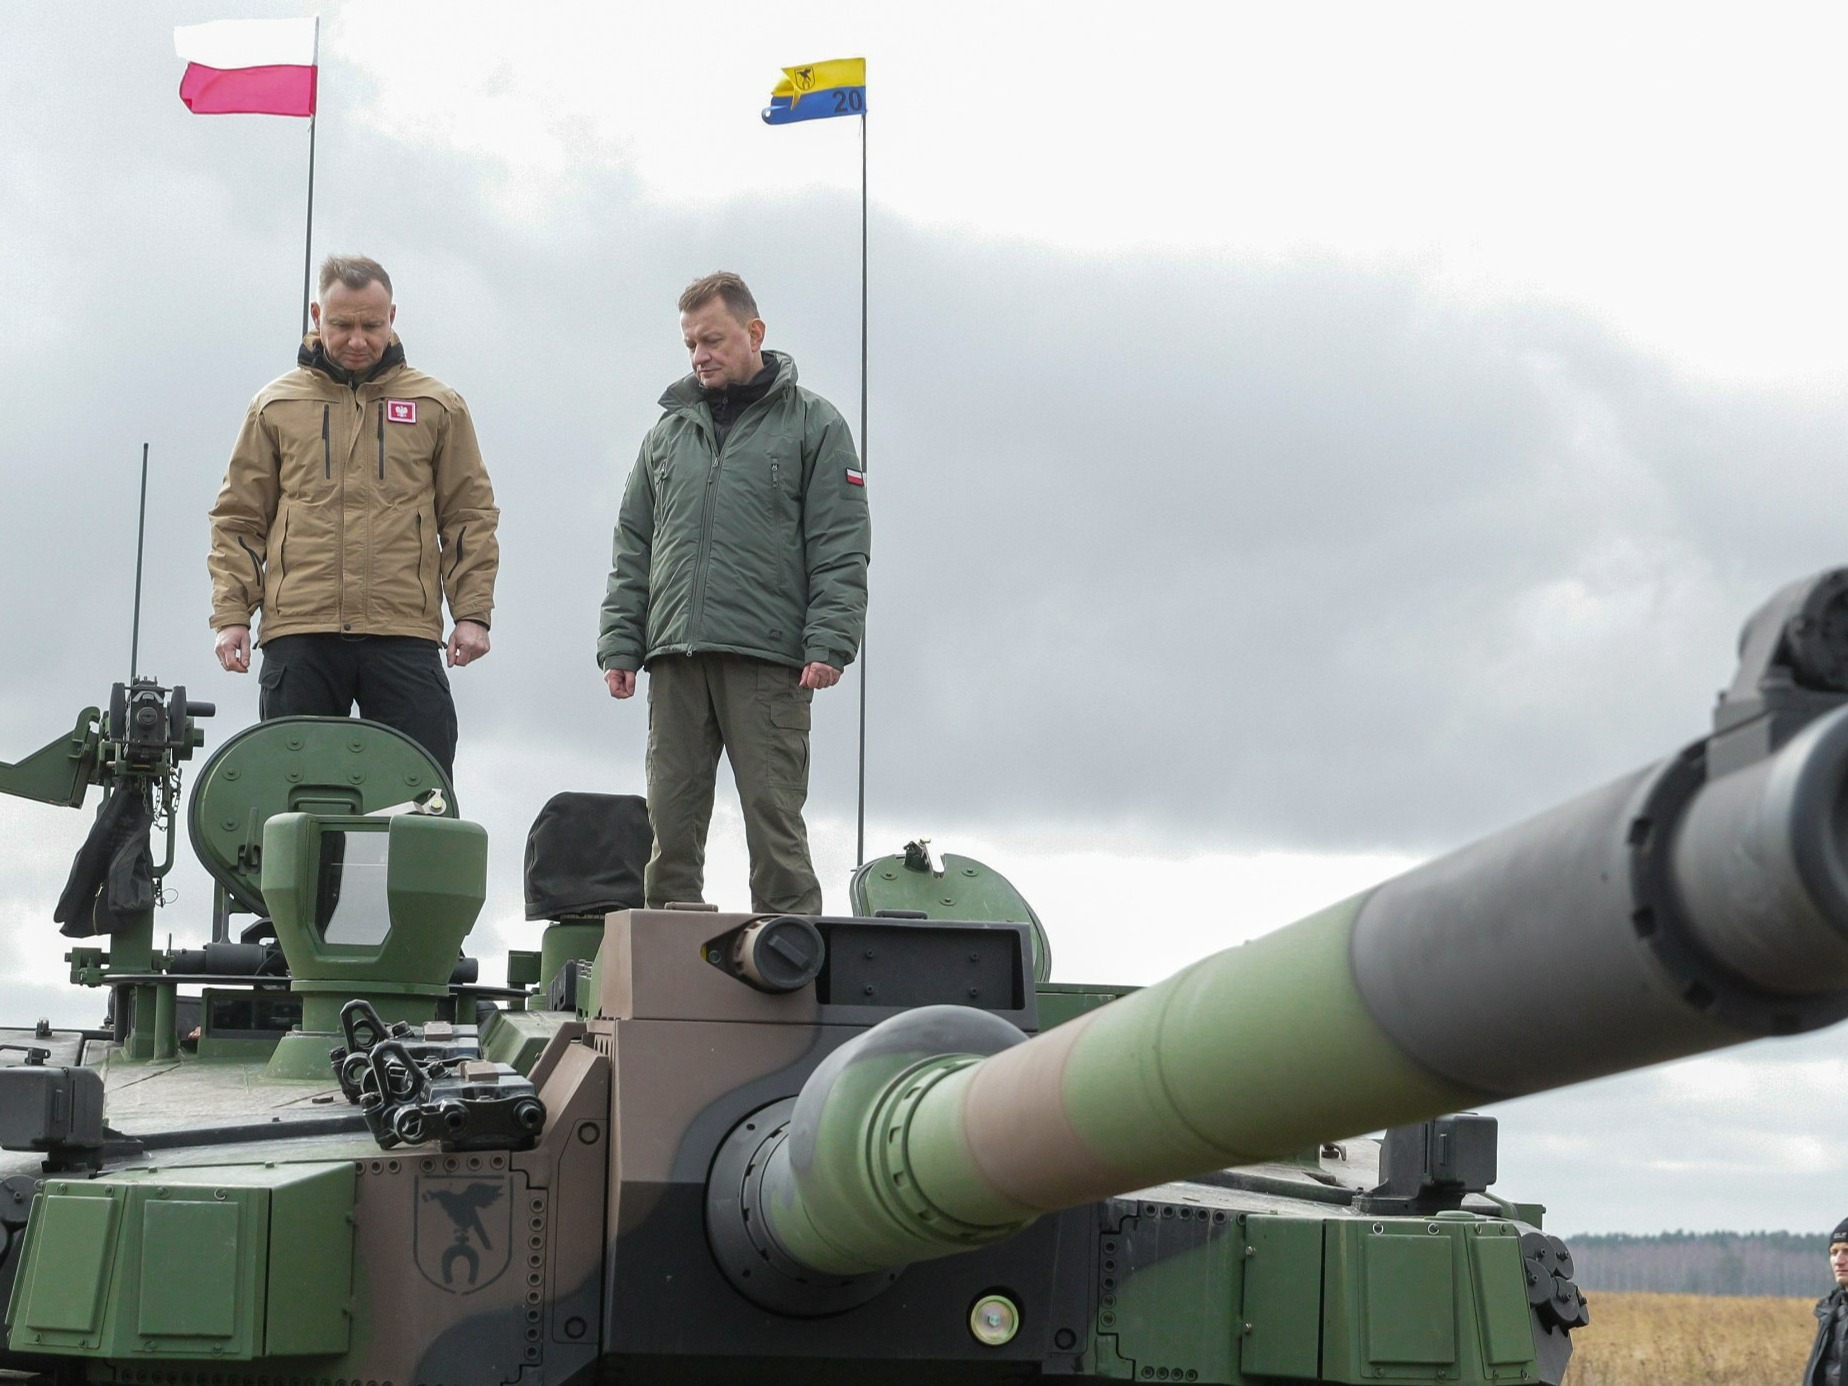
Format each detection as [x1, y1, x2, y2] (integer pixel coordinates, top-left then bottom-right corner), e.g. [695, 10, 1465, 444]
[257, 633, 458, 780]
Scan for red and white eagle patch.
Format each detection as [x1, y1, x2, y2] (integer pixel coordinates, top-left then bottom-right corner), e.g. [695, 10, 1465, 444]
[387, 400, 417, 424]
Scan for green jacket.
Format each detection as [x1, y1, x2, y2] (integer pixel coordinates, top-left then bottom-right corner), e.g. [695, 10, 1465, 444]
[598, 352, 870, 673]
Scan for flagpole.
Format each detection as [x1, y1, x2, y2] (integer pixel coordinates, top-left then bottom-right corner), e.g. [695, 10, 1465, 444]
[855, 108, 868, 869]
[297, 17, 320, 336]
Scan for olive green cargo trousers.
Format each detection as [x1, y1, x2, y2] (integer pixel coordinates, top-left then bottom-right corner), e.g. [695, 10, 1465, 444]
[643, 653, 823, 914]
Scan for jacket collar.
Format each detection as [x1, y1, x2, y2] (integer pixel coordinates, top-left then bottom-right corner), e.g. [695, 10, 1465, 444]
[298, 332, 407, 387]
[660, 349, 796, 416]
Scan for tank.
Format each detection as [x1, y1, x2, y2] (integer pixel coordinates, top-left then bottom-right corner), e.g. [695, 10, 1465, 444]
[2, 567, 1848, 1385]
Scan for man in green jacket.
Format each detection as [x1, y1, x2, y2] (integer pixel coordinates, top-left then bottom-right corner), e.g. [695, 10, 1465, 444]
[598, 272, 870, 914]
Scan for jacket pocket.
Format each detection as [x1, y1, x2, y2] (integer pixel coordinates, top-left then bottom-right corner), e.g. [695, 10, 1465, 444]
[265, 498, 339, 626]
[365, 502, 436, 631]
[270, 400, 336, 500]
[377, 403, 437, 503]
[764, 456, 801, 519]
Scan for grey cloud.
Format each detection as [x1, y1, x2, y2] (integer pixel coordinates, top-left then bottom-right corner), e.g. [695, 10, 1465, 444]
[10, 10, 1840, 865]
[9, 7, 1848, 899]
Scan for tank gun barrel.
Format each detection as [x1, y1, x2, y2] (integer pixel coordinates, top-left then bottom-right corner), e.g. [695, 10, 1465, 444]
[756, 567, 1848, 1278]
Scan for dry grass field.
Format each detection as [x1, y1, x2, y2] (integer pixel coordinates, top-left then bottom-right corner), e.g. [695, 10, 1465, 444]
[1565, 1291, 1818, 1385]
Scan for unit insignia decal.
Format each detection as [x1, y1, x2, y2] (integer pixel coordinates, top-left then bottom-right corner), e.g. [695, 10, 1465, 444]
[414, 1176, 512, 1293]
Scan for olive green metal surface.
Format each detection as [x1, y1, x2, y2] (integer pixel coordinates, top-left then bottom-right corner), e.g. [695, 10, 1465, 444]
[1240, 1215, 1325, 1379]
[919, 896, 1475, 1228]
[762, 894, 1485, 1278]
[263, 812, 486, 990]
[480, 1007, 574, 1074]
[262, 811, 486, 1077]
[538, 919, 603, 991]
[0, 707, 98, 808]
[188, 716, 455, 916]
[1092, 1204, 1243, 1382]
[851, 849, 1052, 981]
[1319, 1218, 1536, 1384]
[36, 571, 1848, 1385]
[7, 1162, 354, 1363]
[1035, 980, 1137, 1031]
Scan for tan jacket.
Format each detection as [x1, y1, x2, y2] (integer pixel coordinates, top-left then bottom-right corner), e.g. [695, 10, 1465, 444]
[207, 336, 499, 645]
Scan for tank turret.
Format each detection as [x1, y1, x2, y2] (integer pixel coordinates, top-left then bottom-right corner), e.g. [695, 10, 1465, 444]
[735, 569, 1848, 1284]
[0, 569, 1845, 1385]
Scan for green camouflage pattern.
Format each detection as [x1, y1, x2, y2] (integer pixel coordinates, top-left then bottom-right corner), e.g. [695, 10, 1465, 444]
[9, 567, 1848, 1383]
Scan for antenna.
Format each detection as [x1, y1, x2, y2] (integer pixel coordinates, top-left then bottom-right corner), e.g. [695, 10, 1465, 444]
[129, 442, 149, 682]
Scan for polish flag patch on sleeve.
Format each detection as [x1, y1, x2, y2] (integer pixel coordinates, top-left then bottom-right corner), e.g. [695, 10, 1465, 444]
[387, 400, 417, 424]
[846, 467, 865, 486]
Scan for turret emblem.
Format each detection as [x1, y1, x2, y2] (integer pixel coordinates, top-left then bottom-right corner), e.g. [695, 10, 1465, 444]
[414, 1176, 513, 1293]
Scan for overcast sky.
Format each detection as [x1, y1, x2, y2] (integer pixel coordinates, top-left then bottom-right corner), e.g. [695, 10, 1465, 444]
[3, 1, 1847, 1242]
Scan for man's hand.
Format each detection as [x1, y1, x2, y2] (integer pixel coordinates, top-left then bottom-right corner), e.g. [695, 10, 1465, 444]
[800, 662, 841, 690]
[214, 625, 251, 673]
[605, 669, 637, 699]
[446, 620, 491, 668]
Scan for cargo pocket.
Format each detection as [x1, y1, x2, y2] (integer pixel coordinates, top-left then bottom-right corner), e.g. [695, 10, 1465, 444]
[756, 663, 812, 789]
[257, 658, 287, 722]
[368, 503, 426, 631]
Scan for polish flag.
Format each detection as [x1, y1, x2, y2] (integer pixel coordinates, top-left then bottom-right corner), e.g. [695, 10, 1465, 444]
[175, 18, 318, 117]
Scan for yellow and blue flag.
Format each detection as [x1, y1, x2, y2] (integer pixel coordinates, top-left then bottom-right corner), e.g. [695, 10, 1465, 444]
[762, 58, 866, 125]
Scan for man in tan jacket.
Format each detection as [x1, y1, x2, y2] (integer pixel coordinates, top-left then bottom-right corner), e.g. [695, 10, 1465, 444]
[207, 255, 499, 781]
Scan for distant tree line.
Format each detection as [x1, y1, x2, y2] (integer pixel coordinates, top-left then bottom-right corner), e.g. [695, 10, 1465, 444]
[1569, 1232, 1830, 1298]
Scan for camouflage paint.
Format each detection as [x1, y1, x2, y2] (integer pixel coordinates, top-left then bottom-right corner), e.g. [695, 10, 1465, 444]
[1091, 1202, 1243, 1381]
[764, 895, 1480, 1273]
[39, 554, 1848, 1383]
[2, 1025, 609, 1385]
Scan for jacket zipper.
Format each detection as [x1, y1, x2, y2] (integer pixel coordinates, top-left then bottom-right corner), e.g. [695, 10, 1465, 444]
[376, 405, 385, 481]
[321, 405, 331, 480]
[689, 420, 723, 642]
[688, 387, 777, 646]
[335, 386, 357, 631]
[416, 513, 429, 613]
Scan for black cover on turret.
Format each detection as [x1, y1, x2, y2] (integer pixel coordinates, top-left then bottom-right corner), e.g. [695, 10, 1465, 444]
[523, 792, 651, 920]
[53, 784, 154, 937]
